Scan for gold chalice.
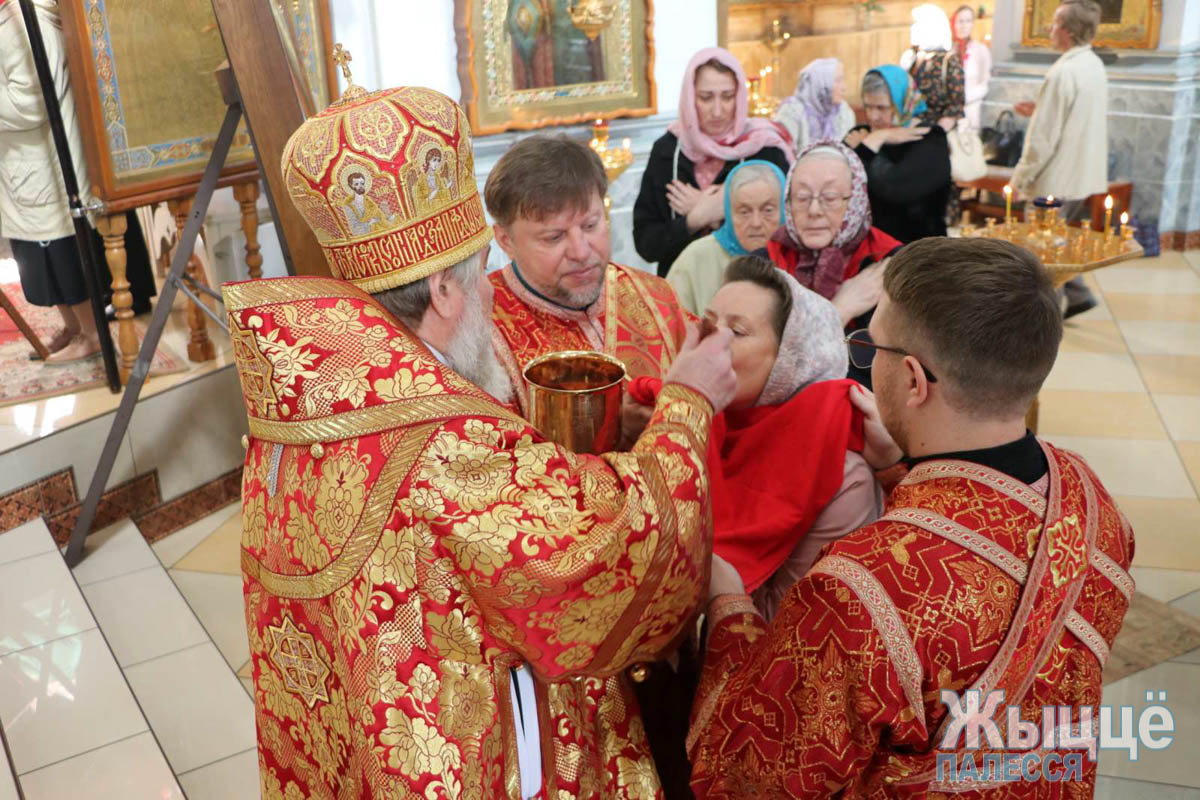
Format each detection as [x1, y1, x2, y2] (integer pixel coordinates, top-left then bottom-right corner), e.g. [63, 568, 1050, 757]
[523, 351, 626, 454]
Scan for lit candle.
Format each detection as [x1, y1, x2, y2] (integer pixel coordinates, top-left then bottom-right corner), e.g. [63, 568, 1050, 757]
[1120, 211, 1132, 241]
[1103, 194, 1114, 234]
[1004, 184, 1012, 225]
[622, 137, 631, 151]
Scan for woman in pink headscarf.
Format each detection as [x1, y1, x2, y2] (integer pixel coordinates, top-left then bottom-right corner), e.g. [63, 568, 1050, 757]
[634, 47, 792, 277]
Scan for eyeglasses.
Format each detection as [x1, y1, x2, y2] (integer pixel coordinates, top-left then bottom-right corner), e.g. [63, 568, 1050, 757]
[791, 193, 851, 212]
[845, 329, 938, 383]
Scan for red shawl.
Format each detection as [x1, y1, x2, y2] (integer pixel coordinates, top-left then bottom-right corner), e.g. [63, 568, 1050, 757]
[630, 377, 864, 591]
[767, 226, 902, 299]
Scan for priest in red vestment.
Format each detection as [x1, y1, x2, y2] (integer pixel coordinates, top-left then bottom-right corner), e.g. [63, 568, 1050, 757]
[689, 237, 1134, 797]
[484, 133, 705, 798]
[484, 135, 692, 434]
[227, 76, 739, 799]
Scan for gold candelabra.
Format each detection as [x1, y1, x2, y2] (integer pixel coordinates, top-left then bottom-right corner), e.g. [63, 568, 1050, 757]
[588, 120, 633, 214]
[962, 192, 1142, 287]
[762, 18, 792, 94]
[748, 73, 779, 118]
[568, 0, 615, 39]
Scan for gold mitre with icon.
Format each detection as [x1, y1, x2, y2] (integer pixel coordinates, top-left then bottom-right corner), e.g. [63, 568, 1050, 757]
[281, 45, 491, 293]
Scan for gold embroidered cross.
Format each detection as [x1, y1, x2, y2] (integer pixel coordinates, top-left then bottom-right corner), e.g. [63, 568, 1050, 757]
[331, 44, 367, 103]
[332, 43, 353, 83]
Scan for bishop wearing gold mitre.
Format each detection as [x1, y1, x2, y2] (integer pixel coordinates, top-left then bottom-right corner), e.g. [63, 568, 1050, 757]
[484, 135, 692, 430]
[222, 60, 738, 799]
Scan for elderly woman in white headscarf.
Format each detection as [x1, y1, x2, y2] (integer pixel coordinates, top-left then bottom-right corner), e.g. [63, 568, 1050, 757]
[631, 254, 883, 620]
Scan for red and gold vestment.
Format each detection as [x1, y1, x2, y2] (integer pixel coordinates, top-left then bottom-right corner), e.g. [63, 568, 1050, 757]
[224, 276, 715, 799]
[688, 443, 1134, 798]
[490, 262, 690, 414]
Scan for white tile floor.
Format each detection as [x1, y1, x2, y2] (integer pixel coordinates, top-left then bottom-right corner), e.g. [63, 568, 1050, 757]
[0, 517, 253, 798]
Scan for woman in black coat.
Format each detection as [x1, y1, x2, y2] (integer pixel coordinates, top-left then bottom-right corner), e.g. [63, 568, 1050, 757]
[633, 47, 791, 277]
[845, 65, 952, 244]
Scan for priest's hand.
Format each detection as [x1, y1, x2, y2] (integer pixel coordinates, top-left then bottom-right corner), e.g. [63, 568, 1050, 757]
[850, 384, 904, 469]
[664, 323, 737, 413]
[1014, 101, 1036, 118]
[709, 553, 746, 601]
[619, 391, 653, 450]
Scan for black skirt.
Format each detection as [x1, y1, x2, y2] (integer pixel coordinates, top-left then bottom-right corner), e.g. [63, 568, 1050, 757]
[11, 235, 88, 307]
[9, 211, 156, 309]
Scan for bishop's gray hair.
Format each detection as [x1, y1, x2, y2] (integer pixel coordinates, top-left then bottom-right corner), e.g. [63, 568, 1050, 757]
[372, 250, 483, 329]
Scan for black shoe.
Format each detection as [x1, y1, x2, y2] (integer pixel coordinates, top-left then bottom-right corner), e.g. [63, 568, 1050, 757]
[1063, 297, 1098, 320]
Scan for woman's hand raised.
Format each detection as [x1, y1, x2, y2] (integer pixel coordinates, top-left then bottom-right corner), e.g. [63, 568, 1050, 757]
[831, 261, 886, 326]
[673, 182, 724, 233]
[667, 179, 703, 216]
[861, 126, 929, 153]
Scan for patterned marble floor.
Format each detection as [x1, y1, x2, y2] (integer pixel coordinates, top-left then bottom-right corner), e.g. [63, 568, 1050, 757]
[1, 251, 1198, 799]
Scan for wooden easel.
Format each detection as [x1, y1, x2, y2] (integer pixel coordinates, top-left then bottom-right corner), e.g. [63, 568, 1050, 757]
[0, 289, 49, 361]
[65, 1, 327, 565]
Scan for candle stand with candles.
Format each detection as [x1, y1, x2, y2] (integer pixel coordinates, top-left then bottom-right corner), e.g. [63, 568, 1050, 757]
[961, 193, 1143, 288]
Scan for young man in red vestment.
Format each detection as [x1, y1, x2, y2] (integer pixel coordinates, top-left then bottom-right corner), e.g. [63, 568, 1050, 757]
[690, 237, 1135, 797]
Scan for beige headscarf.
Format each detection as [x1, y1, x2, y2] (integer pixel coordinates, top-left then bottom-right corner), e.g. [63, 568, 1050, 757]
[756, 269, 848, 407]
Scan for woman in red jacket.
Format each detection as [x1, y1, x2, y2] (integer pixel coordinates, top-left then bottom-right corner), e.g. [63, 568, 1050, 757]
[764, 141, 901, 331]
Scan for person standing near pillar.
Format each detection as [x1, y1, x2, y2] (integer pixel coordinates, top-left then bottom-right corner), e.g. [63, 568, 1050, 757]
[1011, 0, 1107, 318]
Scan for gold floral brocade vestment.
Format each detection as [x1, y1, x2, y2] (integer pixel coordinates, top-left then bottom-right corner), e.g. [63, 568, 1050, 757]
[490, 262, 691, 415]
[223, 276, 715, 799]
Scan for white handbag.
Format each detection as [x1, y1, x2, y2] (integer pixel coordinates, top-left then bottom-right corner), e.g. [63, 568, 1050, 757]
[948, 119, 988, 182]
[939, 55, 987, 182]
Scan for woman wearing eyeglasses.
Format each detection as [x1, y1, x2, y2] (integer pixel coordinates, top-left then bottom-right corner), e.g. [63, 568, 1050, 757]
[765, 142, 901, 353]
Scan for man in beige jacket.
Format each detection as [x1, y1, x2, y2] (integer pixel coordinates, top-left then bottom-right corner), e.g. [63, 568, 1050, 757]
[1012, 0, 1107, 317]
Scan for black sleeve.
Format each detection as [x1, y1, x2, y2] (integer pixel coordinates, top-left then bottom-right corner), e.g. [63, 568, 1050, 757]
[754, 146, 791, 175]
[633, 133, 697, 272]
[859, 130, 952, 205]
[858, 244, 903, 270]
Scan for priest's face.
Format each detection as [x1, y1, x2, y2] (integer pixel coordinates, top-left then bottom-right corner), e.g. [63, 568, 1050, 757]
[493, 190, 610, 308]
[704, 281, 780, 410]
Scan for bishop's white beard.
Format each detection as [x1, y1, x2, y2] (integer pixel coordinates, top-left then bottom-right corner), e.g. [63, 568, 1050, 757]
[445, 285, 513, 404]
